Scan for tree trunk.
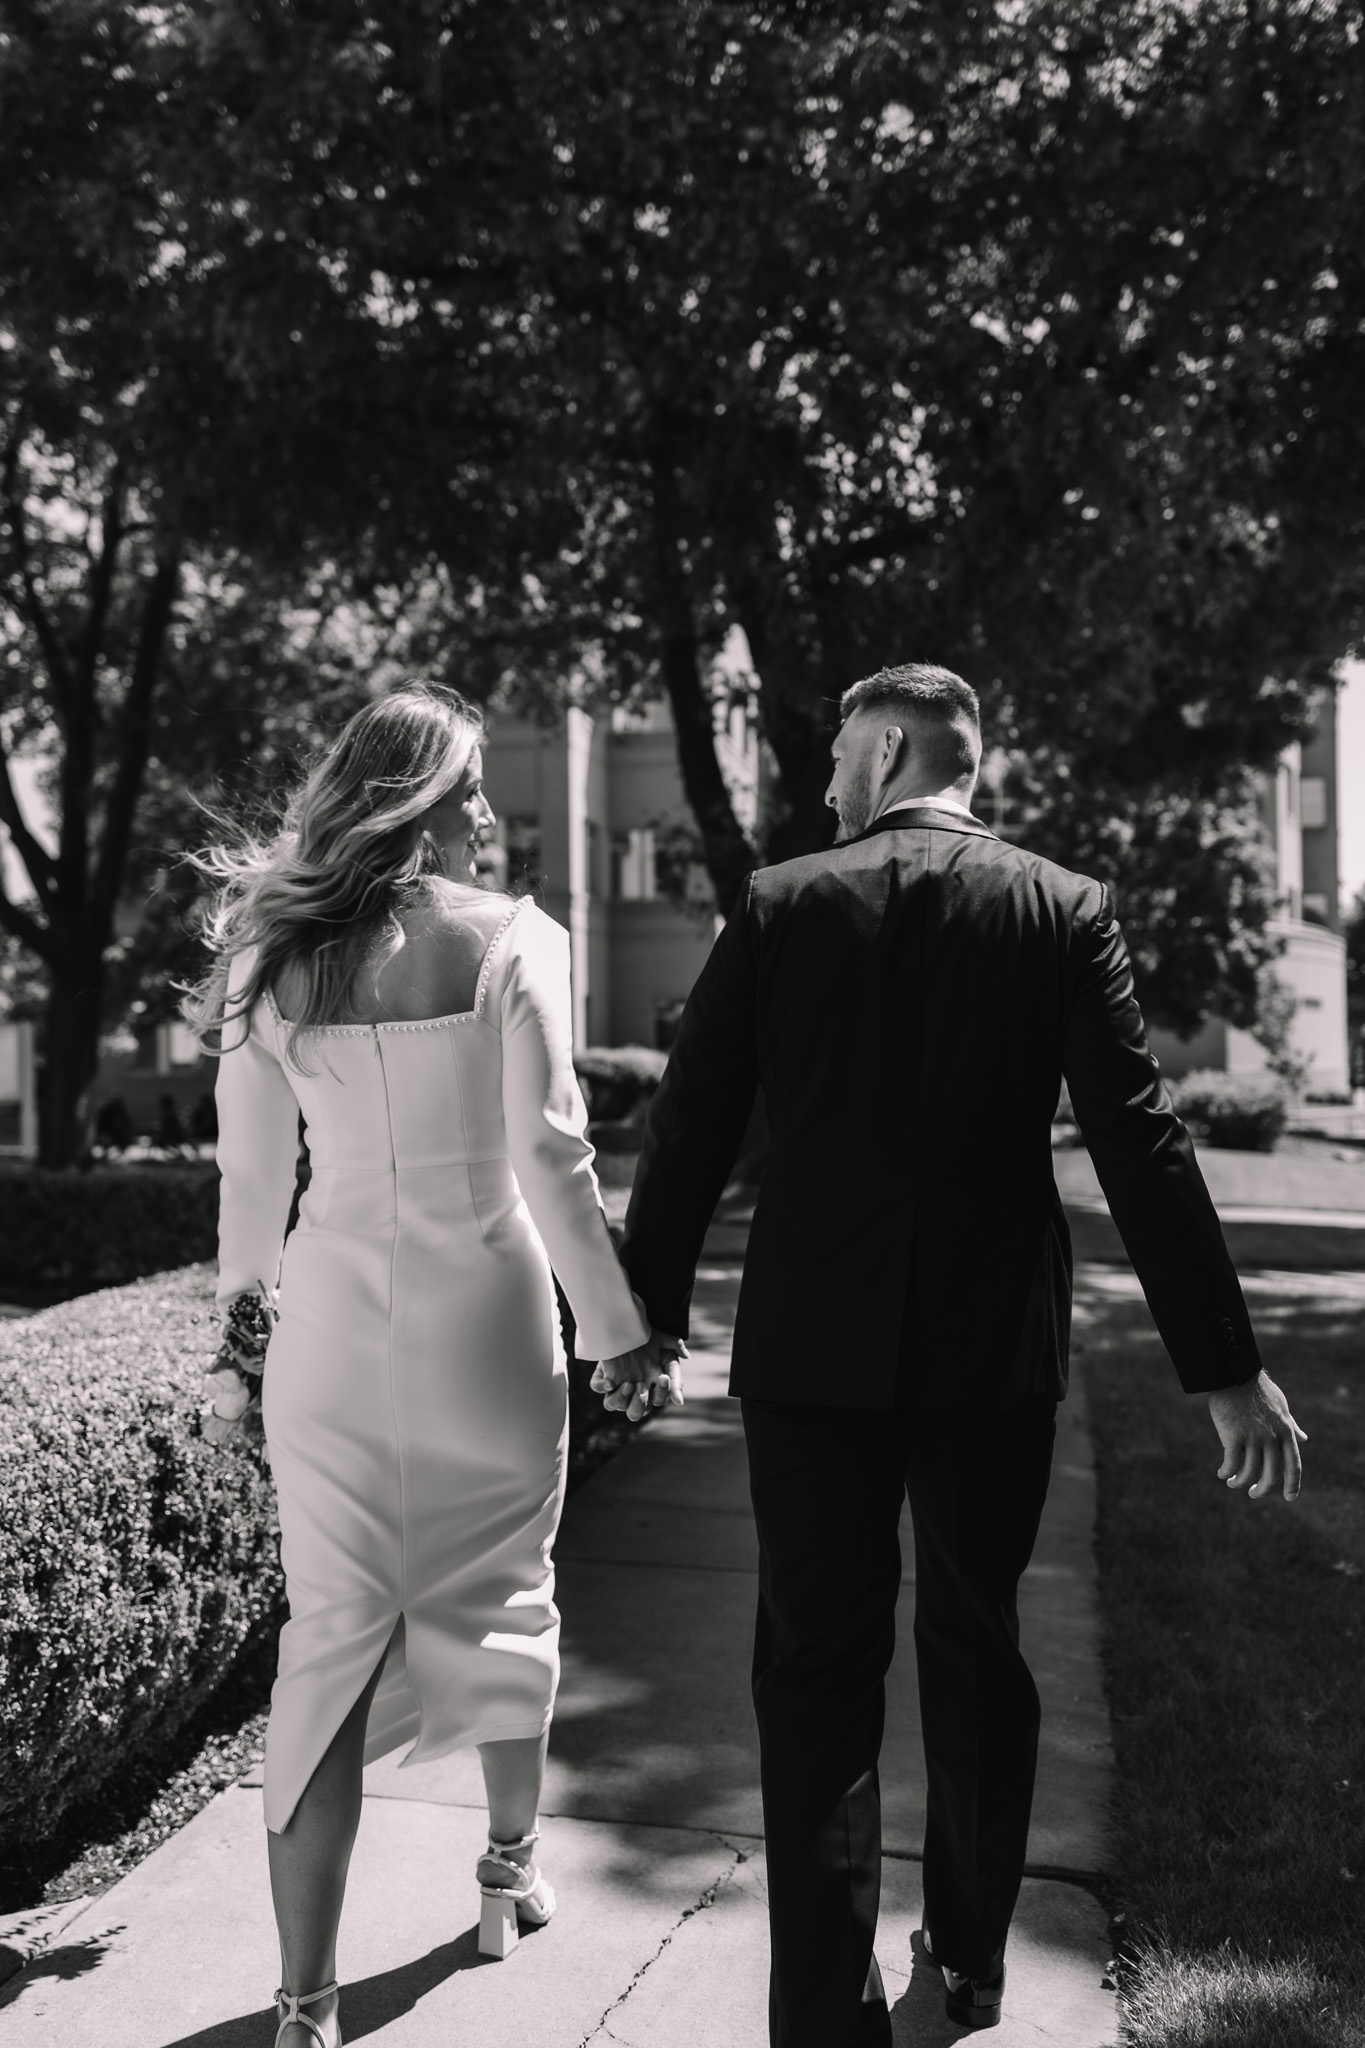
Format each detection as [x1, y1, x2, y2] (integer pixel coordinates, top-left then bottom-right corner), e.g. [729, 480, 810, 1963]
[28, 546, 180, 1167]
[759, 685, 839, 866]
[735, 605, 838, 866]
[649, 455, 755, 917]
[721, 533, 845, 866]
[38, 949, 105, 1169]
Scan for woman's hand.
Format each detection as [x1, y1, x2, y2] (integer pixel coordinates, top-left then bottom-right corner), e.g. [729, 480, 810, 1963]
[201, 1284, 274, 1448]
[591, 1331, 687, 1421]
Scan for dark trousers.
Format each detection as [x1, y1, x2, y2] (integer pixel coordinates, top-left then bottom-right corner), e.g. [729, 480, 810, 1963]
[741, 1395, 1057, 2048]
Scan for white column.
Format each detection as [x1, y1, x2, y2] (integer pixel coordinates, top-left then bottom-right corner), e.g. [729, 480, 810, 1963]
[1275, 744, 1303, 919]
[0, 1020, 38, 1157]
[566, 706, 593, 1049]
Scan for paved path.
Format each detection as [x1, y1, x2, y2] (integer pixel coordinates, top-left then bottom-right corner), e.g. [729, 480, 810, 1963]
[0, 1268, 1118, 2048]
[1053, 1144, 1365, 1270]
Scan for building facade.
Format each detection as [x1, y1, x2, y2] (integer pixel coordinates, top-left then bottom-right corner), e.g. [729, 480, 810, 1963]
[1147, 694, 1352, 1095]
[478, 691, 760, 1048]
[4, 674, 1348, 1155]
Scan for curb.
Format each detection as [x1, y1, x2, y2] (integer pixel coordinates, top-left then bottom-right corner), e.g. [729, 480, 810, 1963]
[1065, 1199, 1365, 1272]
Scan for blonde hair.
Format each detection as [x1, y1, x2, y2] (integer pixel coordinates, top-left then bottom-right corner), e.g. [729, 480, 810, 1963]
[184, 682, 489, 1062]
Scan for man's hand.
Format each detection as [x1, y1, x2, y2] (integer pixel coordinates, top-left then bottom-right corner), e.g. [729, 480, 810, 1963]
[1206, 1371, 1307, 1503]
[591, 1331, 687, 1423]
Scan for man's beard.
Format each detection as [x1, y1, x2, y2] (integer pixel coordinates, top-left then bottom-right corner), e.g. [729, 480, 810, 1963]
[833, 756, 875, 842]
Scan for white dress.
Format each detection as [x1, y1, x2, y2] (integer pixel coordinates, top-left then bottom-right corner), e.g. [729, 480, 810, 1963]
[214, 897, 649, 1833]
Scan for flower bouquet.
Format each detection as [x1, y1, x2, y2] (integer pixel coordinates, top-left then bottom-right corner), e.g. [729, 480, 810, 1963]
[201, 1285, 275, 1454]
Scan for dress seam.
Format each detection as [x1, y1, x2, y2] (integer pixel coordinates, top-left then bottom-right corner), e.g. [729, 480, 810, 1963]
[448, 1016, 482, 1239]
[372, 1027, 409, 1616]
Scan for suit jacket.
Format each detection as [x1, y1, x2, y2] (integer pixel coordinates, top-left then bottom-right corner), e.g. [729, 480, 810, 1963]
[619, 803, 1261, 1412]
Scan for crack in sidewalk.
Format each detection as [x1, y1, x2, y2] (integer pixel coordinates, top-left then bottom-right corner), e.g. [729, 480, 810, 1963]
[577, 1841, 751, 2046]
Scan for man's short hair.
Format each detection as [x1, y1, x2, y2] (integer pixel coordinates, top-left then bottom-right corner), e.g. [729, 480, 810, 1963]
[839, 663, 981, 782]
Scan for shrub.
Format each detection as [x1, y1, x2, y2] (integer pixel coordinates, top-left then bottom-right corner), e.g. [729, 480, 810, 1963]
[573, 1045, 668, 1124]
[1169, 1069, 1289, 1152]
[0, 1163, 219, 1289]
[0, 1265, 282, 1845]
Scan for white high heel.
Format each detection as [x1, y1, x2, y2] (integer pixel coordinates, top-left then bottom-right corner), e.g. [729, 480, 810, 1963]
[274, 1981, 340, 2048]
[477, 1829, 556, 1958]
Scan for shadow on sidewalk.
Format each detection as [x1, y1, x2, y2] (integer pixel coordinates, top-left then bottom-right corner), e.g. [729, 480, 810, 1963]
[888, 1936, 973, 2047]
[0, 1931, 121, 2001]
[158, 1923, 519, 2048]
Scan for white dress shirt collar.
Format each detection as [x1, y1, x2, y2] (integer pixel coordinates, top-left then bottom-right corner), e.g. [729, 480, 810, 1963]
[876, 793, 978, 822]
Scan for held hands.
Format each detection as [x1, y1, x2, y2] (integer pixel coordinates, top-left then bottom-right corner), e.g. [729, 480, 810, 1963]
[591, 1329, 688, 1423]
[1206, 1369, 1307, 1503]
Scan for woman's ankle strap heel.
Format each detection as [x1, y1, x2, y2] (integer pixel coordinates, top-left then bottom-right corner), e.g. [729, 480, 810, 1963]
[476, 1828, 555, 1958]
[274, 1981, 340, 2048]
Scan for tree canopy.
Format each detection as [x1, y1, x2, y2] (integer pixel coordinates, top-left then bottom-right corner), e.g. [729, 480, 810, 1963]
[246, 0, 1362, 1028]
[4, 0, 1365, 1160]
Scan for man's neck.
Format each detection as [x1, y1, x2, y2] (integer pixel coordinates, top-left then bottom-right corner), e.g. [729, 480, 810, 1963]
[874, 786, 975, 821]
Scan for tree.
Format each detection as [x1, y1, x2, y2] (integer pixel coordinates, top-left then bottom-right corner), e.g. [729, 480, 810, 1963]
[9, 0, 1365, 1170]
[523, 0, 1365, 1035]
[0, 0, 529, 1161]
[338, 0, 1362, 1032]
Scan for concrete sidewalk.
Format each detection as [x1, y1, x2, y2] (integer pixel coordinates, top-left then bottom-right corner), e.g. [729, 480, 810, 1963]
[1054, 1143, 1365, 1270]
[0, 1270, 1118, 2048]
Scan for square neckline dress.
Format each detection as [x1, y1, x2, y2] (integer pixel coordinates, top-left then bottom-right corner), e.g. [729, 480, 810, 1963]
[214, 896, 650, 1832]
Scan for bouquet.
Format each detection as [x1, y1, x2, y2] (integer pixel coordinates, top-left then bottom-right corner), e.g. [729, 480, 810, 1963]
[201, 1285, 275, 1453]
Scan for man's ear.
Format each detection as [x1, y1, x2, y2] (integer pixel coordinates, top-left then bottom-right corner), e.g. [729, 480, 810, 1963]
[883, 724, 906, 771]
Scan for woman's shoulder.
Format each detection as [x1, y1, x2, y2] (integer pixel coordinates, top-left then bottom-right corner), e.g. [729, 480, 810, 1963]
[474, 895, 564, 993]
[499, 896, 562, 951]
[422, 875, 512, 922]
[224, 943, 263, 1002]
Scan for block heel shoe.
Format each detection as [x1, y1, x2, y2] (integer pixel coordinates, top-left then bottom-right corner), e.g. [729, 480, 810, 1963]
[477, 1829, 556, 1958]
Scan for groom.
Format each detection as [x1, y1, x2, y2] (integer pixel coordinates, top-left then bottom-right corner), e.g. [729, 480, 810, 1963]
[599, 663, 1305, 2046]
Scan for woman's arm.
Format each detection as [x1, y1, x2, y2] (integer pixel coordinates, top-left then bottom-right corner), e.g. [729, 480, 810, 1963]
[498, 911, 651, 1361]
[214, 955, 301, 1309]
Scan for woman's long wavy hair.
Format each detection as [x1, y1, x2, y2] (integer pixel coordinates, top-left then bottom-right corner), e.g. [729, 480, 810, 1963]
[184, 683, 488, 1064]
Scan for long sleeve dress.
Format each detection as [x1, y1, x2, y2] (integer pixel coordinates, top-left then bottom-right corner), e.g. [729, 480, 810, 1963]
[214, 896, 649, 1833]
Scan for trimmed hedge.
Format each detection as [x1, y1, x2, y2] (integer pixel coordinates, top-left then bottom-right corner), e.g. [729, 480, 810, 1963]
[0, 1164, 220, 1289]
[1169, 1069, 1290, 1153]
[0, 1265, 282, 1845]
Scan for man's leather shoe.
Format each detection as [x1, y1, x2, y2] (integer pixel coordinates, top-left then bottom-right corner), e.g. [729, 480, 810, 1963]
[921, 1929, 1005, 2030]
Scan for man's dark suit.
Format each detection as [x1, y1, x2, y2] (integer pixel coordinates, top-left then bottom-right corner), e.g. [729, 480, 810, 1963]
[621, 803, 1260, 2047]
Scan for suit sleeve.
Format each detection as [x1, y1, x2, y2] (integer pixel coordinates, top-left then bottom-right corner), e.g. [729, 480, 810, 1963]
[1062, 886, 1261, 1393]
[619, 877, 760, 1338]
[498, 910, 651, 1362]
[214, 953, 301, 1309]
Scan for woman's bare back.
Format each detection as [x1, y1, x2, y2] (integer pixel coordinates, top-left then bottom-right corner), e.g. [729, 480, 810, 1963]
[273, 880, 515, 1025]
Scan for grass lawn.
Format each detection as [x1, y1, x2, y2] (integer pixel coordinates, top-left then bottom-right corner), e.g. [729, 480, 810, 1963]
[1080, 1264, 1365, 2046]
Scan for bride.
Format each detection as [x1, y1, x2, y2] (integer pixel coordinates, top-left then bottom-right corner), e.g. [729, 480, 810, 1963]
[186, 682, 673, 2047]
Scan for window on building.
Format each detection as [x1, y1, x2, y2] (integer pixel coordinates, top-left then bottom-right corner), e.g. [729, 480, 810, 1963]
[1302, 892, 1330, 926]
[166, 1022, 202, 1068]
[132, 1024, 159, 1072]
[1301, 777, 1328, 830]
[611, 828, 658, 901]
